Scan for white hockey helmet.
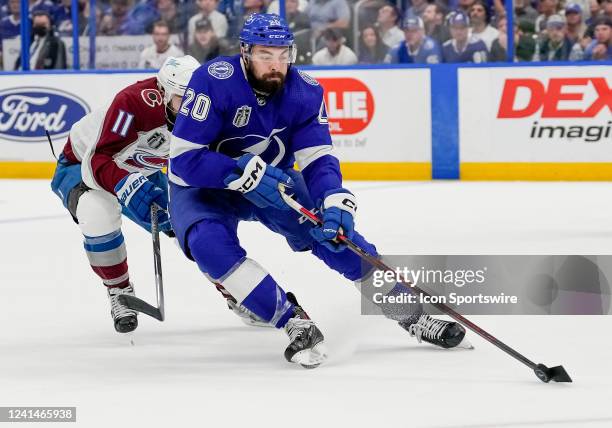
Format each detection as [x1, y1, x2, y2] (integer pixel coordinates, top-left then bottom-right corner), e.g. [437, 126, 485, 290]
[157, 55, 200, 105]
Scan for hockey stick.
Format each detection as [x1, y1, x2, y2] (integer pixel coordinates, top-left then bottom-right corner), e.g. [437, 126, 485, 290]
[118, 204, 166, 321]
[278, 184, 572, 383]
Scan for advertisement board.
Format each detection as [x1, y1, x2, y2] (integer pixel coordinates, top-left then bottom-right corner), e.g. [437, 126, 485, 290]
[459, 66, 612, 179]
[0, 68, 432, 179]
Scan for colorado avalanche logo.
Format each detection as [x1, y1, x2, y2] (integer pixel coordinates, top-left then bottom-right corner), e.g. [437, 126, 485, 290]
[141, 89, 163, 108]
[214, 127, 287, 166]
[125, 149, 167, 171]
[208, 61, 234, 80]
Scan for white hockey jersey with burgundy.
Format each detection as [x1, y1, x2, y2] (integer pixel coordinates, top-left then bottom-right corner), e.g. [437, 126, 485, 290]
[61, 77, 170, 193]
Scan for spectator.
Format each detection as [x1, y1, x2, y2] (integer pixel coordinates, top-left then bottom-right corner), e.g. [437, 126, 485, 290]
[376, 4, 404, 48]
[587, 0, 600, 25]
[229, 0, 265, 38]
[533, 14, 575, 60]
[15, 11, 66, 69]
[456, 0, 476, 14]
[311, 27, 357, 64]
[188, 0, 228, 43]
[267, 0, 308, 15]
[586, 0, 612, 35]
[305, 0, 351, 39]
[469, 0, 498, 50]
[406, 0, 428, 17]
[584, 0, 600, 36]
[442, 11, 488, 62]
[489, 14, 536, 61]
[583, 17, 612, 59]
[385, 15, 442, 63]
[605, 0, 612, 19]
[0, 0, 20, 42]
[535, 0, 560, 34]
[423, 3, 451, 45]
[285, 0, 310, 33]
[99, 0, 130, 35]
[514, 0, 538, 33]
[123, 0, 164, 35]
[565, 3, 586, 43]
[187, 17, 220, 62]
[30, 0, 55, 16]
[357, 0, 387, 30]
[138, 20, 184, 68]
[53, 0, 88, 37]
[157, 0, 188, 34]
[358, 25, 388, 63]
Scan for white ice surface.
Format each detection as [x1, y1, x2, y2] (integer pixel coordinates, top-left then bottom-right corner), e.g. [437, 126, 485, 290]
[1, 180, 611, 428]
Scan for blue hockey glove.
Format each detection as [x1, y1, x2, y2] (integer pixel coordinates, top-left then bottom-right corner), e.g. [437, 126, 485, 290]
[224, 154, 293, 210]
[114, 172, 171, 231]
[310, 188, 357, 253]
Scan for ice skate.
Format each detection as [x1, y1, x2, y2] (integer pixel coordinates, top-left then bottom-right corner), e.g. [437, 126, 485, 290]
[400, 314, 472, 349]
[107, 283, 138, 333]
[284, 292, 327, 369]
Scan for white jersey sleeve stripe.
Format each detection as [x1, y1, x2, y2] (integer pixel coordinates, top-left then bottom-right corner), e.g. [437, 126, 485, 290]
[120, 113, 134, 137]
[170, 135, 209, 159]
[218, 258, 269, 304]
[294, 145, 335, 170]
[111, 110, 125, 133]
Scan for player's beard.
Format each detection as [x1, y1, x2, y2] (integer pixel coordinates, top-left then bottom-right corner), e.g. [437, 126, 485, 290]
[247, 67, 286, 95]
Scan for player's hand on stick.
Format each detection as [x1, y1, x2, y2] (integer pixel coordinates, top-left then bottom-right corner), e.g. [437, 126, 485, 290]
[224, 153, 293, 210]
[115, 172, 172, 231]
[310, 188, 357, 252]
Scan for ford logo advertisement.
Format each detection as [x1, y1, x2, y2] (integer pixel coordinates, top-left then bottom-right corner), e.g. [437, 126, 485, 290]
[0, 87, 90, 143]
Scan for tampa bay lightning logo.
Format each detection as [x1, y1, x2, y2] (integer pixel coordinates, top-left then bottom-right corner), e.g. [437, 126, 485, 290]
[125, 149, 167, 170]
[214, 127, 287, 166]
[208, 61, 234, 79]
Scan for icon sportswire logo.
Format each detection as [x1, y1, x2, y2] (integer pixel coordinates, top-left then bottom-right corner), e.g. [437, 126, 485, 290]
[0, 87, 90, 143]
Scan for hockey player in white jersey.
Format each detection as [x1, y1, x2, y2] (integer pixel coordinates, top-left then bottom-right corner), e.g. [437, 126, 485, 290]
[50, 56, 200, 333]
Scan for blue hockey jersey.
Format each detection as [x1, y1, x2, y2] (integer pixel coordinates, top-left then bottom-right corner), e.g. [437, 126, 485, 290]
[442, 37, 488, 63]
[169, 55, 341, 207]
[385, 37, 442, 64]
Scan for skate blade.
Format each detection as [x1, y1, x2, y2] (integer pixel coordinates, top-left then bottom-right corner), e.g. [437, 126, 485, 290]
[455, 336, 474, 350]
[291, 342, 328, 369]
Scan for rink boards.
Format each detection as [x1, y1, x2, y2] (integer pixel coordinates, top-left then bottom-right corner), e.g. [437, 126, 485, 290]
[0, 63, 610, 180]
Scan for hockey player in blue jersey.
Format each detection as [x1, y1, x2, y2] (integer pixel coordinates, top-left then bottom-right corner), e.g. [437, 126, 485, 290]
[169, 13, 469, 368]
[442, 11, 488, 63]
[385, 16, 442, 64]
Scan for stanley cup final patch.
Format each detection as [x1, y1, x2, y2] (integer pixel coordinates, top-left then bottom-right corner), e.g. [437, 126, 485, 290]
[233, 105, 252, 128]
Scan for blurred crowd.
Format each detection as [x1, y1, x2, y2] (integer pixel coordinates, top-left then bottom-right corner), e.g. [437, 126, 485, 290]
[1, 0, 611, 69]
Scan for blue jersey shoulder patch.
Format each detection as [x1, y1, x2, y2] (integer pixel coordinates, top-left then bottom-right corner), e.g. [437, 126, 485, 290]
[208, 61, 234, 79]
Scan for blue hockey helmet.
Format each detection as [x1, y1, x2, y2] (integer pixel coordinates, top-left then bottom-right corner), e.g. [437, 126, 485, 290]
[239, 13, 295, 48]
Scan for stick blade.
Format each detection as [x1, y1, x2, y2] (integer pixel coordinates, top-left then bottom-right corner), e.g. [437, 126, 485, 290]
[549, 365, 572, 383]
[118, 295, 164, 321]
[534, 363, 572, 383]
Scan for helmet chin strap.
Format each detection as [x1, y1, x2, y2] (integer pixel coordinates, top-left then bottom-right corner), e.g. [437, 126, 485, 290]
[165, 104, 177, 131]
